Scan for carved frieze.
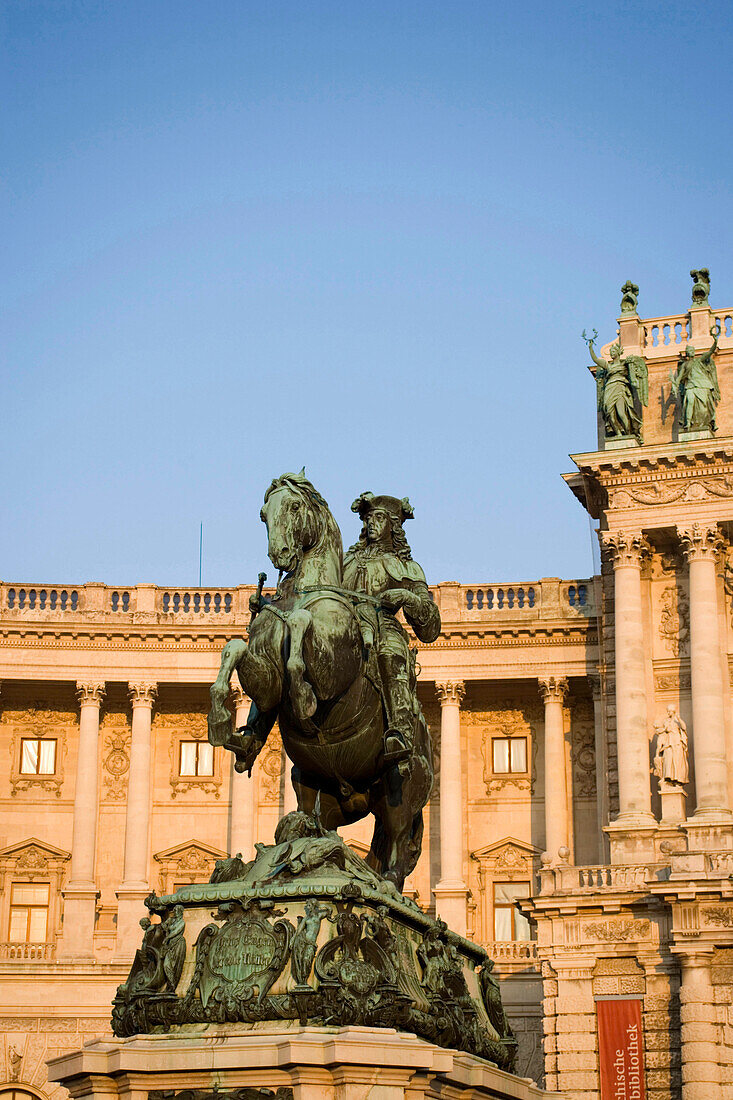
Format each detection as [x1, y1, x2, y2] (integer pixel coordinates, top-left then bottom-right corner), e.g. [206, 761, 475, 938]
[703, 906, 733, 928]
[608, 476, 733, 510]
[583, 919, 651, 942]
[655, 671, 691, 692]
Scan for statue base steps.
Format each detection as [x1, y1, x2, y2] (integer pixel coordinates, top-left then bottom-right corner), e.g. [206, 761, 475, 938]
[47, 1023, 561, 1100]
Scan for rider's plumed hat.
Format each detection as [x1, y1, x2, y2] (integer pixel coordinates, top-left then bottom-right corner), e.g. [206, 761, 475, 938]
[351, 491, 414, 524]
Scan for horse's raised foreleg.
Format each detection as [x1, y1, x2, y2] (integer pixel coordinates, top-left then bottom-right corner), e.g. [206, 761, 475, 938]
[208, 638, 247, 746]
[285, 608, 317, 721]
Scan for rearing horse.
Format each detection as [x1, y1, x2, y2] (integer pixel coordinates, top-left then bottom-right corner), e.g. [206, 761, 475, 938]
[208, 472, 434, 889]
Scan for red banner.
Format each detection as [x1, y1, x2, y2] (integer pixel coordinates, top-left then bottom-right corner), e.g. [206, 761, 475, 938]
[596, 998, 645, 1100]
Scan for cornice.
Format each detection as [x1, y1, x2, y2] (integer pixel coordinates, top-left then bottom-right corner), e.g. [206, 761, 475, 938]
[0, 622, 597, 653]
[569, 439, 733, 480]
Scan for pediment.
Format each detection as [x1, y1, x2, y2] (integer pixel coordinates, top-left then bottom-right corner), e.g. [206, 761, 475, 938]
[153, 839, 228, 869]
[0, 836, 71, 867]
[471, 836, 540, 861]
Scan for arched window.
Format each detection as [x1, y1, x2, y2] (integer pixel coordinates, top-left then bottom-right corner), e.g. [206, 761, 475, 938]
[1, 1090, 44, 1100]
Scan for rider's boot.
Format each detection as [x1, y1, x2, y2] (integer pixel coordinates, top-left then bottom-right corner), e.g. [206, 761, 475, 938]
[234, 701, 277, 773]
[381, 659, 415, 766]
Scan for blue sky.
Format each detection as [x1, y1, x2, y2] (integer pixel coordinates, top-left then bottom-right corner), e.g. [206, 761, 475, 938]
[2, 1, 732, 586]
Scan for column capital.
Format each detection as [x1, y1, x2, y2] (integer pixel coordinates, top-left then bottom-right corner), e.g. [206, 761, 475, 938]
[599, 529, 651, 567]
[435, 681, 465, 706]
[538, 675, 569, 703]
[588, 670, 602, 700]
[128, 681, 157, 707]
[677, 521, 727, 563]
[76, 681, 106, 706]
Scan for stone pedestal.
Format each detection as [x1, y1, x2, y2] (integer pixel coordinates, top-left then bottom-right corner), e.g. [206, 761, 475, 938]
[48, 1024, 558, 1100]
[660, 783, 687, 825]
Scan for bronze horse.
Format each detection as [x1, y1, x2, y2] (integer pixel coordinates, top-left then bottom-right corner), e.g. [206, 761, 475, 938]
[208, 473, 434, 889]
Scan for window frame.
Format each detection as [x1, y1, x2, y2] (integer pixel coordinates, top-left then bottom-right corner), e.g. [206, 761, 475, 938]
[8, 881, 50, 943]
[492, 880, 532, 941]
[178, 739, 214, 777]
[19, 737, 57, 776]
[491, 735, 528, 775]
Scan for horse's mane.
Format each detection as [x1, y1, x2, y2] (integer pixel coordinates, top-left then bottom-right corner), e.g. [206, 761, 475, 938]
[264, 471, 343, 568]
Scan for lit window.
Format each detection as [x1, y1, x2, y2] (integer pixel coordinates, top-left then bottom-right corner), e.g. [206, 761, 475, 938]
[492, 736, 527, 774]
[9, 883, 50, 942]
[493, 881, 531, 941]
[179, 740, 214, 776]
[20, 739, 56, 775]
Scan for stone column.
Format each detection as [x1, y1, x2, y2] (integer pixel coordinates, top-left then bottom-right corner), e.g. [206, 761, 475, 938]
[601, 531, 655, 825]
[590, 671, 609, 861]
[679, 950, 719, 1100]
[539, 676, 570, 864]
[678, 523, 731, 821]
[229, 686, 258, 857]
[59, 681, 105, 960]
[282, 752, 298, 816]
[116, 681, 157, 957]
[433, 680, 468, 936]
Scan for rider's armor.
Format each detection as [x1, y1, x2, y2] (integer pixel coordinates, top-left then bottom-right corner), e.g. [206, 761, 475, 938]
[343, 496, 441, 766]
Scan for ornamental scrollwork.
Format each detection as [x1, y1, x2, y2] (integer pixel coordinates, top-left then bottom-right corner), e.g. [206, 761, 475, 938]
[658, 584, 690, 657]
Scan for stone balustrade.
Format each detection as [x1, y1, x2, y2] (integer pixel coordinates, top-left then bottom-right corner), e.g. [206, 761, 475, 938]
[642, 310, 733, 356]
[485, 940, 539, 962]
[0, 941, 56, 960]
[0, 576, 596, 625]
[538, 863, 651, 895]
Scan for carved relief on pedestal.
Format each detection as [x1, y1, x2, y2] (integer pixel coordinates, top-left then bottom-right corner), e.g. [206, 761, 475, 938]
[3, 704, 72, 797]
[570, 699, 596, 798]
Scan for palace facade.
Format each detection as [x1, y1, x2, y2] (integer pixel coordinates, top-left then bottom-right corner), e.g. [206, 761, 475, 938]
[2, 275, 733, 1100]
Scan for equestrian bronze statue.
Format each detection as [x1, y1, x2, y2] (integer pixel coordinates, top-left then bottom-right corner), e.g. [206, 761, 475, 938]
[208, 471, 441, 890]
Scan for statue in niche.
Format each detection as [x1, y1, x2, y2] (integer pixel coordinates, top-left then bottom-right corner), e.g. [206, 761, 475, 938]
[690, 268, 711, 307]
[620, 280, 639, 314]
[670, 326, 720, 432]
[583, 330, 648, 439]
[653, 706, 689, 787]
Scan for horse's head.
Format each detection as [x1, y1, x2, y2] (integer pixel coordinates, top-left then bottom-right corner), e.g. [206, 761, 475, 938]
[261, 471, 340, 577]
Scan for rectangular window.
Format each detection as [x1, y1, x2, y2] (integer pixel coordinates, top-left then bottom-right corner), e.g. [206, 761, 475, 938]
[492, 736, 527, 774]
[9, 882, 50, 942]
[493, 881, 532, 941]
[20, 738, 57, 775]
[179, 740, 214, 777]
